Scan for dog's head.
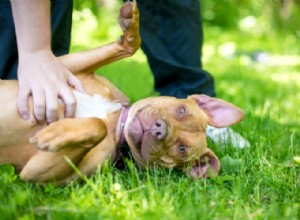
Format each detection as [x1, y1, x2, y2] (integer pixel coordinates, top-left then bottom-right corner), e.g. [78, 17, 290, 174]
[124, 95, 244, 178]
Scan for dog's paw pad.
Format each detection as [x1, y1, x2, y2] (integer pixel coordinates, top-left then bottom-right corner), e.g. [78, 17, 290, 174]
[118, 2, 134, 31]
[120, 1, 133, 18]
[117, 0, 140, 49]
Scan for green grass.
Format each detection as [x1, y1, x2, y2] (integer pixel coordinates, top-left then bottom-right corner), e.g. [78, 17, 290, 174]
[1, 7, 300, 220]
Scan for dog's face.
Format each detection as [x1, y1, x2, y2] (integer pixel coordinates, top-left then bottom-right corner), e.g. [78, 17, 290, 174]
[124, 95, 244, 178]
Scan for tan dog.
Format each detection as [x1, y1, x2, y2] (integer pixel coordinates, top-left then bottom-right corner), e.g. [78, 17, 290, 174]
[0, 1, 244, 185]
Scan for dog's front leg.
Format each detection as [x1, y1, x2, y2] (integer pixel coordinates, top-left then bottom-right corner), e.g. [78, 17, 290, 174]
[30, 117, 107, 152]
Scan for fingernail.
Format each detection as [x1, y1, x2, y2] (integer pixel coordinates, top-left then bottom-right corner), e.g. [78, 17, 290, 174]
[21, 112, 29, 120]
[29, 116, 37, 125]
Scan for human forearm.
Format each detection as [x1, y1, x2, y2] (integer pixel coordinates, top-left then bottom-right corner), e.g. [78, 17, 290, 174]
[10, 0, 83, 124]
[10, 0, 51, 56]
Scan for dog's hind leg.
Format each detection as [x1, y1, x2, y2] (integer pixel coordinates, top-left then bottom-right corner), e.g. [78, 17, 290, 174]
[59, 0, 140, 75]
[53, 137, 117, 185]
[21, 136, 116, 185]
[20, 117, 108, 184]
[20, 147, 88, 184]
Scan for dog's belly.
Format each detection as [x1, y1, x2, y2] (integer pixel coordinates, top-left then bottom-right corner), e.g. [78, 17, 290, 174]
[0, 75, 124, 169]
[0, 81, 39, 143]
[0, 83, 122, 169]
[0, 84, 41, 169]
[0, 81, 39, 169]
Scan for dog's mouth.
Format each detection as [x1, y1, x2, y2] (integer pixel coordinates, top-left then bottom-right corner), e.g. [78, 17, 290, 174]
[126, 105, 151, 150]
[127, 116, 144, 149]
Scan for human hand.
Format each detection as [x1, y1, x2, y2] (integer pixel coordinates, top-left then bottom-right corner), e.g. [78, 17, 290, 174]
[17, 50, 85, 124]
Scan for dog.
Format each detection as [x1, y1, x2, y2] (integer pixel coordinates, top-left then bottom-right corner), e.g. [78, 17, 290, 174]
[0, 1, 245, 185]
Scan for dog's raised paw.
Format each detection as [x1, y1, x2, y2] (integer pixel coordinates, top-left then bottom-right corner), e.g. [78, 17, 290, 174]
[117, 0, 141, 53]
[118, 1, 135, 30]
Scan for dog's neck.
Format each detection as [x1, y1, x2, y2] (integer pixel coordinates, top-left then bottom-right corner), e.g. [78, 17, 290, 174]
[117, 104, 131, 145]
[114, 104, 131, 169]
[74, 91, 122, 119]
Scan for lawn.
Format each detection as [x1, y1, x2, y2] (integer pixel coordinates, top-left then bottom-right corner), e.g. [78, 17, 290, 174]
[1, 4, 299, 220]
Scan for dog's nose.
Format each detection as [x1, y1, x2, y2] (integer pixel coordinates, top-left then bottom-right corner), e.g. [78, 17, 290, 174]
[151, 119, 167, 141]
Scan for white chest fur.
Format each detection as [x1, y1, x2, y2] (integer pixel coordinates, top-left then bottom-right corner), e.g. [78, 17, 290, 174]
[74, 91, 122, 119]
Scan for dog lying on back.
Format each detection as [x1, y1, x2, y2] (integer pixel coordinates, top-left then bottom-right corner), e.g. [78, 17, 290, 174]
[0, 1, 245, 185]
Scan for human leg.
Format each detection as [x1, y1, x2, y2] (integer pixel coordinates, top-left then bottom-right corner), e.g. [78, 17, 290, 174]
[137, 0, 216, 98]
[50, 0, 73, 56]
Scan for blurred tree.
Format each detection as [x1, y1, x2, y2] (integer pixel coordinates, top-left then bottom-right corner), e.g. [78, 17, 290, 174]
[201, 0, 300, 35]
[73, 0, 300, 37]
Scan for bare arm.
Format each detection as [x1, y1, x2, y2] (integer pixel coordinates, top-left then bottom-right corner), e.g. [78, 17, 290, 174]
[10, 0, 84, 124]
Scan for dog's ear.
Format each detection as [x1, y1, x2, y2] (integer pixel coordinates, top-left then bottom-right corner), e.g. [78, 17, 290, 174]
[184, 148, 220, 179]
[190, 94, 244, 128]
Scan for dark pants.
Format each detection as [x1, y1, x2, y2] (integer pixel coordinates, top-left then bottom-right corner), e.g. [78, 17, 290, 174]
[0, 0, 73, 79]
[137, 0, 216, 97]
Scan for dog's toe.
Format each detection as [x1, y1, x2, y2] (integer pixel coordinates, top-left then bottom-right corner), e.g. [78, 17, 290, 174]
[29, 136, 38, 144]
[37, 144, 49, 151]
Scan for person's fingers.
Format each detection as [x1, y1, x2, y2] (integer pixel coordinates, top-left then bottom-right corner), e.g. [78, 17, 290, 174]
[59, 86, 76, 118]
[67, 73, 85, 93]
[32, 88, 46, 124]
[45, 89, 58, 123]
[17, 86, 31, 120]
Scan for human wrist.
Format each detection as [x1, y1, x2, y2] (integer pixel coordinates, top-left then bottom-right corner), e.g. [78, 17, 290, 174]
[18, 48, 53, 61]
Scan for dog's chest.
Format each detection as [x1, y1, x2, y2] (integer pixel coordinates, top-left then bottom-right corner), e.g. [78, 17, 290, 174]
[74, 91, 122, 119]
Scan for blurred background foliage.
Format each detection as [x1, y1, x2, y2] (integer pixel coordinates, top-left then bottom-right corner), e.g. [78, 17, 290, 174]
[71, 0, 300, 56]
[72, 0, 300, 37]
[70, 0, 300, 102]
[202, 0, 300, 34]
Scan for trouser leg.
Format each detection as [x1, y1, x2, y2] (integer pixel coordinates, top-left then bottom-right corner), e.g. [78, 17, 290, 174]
[50, 0, 73, 57]
[137, 0, 216, 98]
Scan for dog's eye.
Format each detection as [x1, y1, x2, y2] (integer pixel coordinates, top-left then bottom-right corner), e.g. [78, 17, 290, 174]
[179, 145, 186, 157]
[178, 106, 185, 116]
[179, 145, 186, 152]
